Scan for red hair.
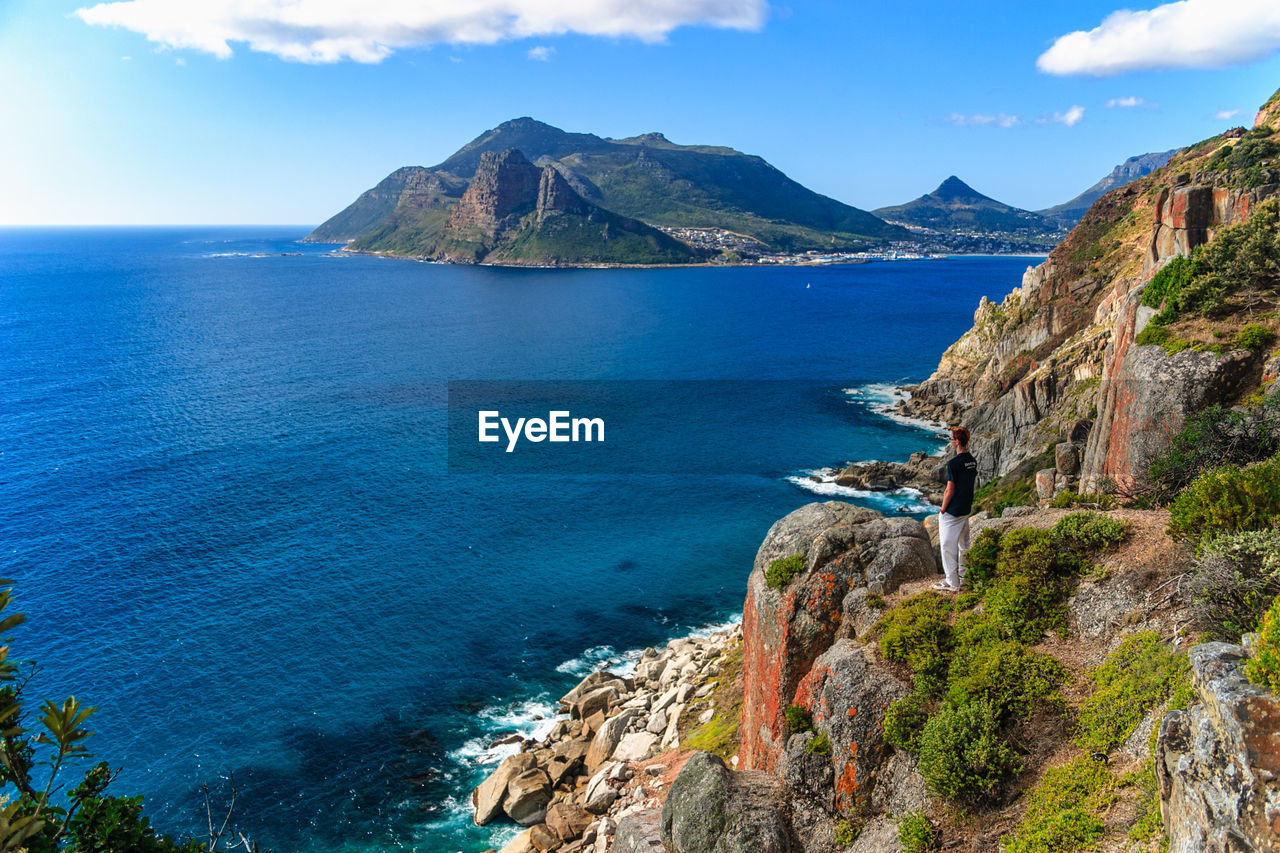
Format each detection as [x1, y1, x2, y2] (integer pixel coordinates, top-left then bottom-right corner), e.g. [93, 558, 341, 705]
[951, 426, 970, 447]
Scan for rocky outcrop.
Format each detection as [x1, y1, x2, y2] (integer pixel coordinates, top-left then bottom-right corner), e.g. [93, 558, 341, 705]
[468, 626, 739, 852]
[660, 752, 796, 853]
[792, 640, 909, 813]
[1157, 643, 1280, 852]
[439, 150, 544, 260]
[740, 502, 935, 773]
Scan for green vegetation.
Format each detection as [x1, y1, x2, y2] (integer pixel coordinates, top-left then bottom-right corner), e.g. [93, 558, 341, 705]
[490, 209, 701, 265]
[682, 641, 744, 760]
[1124, 762, 1164, 843]
[0, 585, 213, 853]
[896, 811, 939, 853]
[1246, 594, 1280, 692]
[883, 692, 930, 752]
[1075, 631, 1192, 753]
[1190, 530, 1280, 640]
[1140, 197, 1280, 324]
[872, 517, 1136, 807]
[1145, 398, 1280, 502]
[917, 699, 1021, 803]
[785, 703, 814, 734]
[766, 553, 807, 589]
[834, 818, 861, 847]
[1167, 451, 1280, 545]
[1237, 323, 1278, 353]
[1204, 126, 1280, 188]
[806, 732, 831, 756]
[1002, 757, 1116, 853]
[971, 448, 1055, 517]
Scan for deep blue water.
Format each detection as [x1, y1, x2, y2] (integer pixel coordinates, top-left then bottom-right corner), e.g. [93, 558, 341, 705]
[0, 228, 1031, 851]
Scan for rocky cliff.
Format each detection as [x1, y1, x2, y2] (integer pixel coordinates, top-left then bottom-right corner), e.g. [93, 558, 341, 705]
[362, 148, 700, 266]
[898, 90, 1280, 493]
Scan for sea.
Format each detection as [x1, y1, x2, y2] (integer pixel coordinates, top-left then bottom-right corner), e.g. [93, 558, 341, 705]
[0, 227, 1034, 852]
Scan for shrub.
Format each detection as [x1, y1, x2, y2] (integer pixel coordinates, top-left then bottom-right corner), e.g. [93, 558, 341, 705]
[785, 703, 814, 733]
[897, 811, 939, 853]
[834, 818, 861, 847]
[1246, 593, 1280, 693]
[883, 692, 930, 752]
[766, 553, 806, 589]
[1003, 756, 1116, 853]
[1051, 511, 1130, 556]
[876, 593, 953, 695]
[963, 528, 1002, 590]
[946, 633, 1066, 722]
[1168, 452, 1280, 545]
[987, 529, 1076, 642]
[917, 699, 1021, 803]
[1076, 631, 1192, 752]
[806, 731, 831, 755]
[1237, 323, 1277, 353]
[1049, 491, 1116, 509]
[1146, 399, 1280, 501]
[1190, 529, 1280, 640]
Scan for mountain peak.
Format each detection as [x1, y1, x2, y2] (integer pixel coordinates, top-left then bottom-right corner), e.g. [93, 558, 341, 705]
[493, 117, 563, 134]
[933, 176, 984, 200]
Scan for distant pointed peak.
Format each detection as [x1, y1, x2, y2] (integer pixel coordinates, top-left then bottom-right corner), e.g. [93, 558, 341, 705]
[934, 176, 981, 198]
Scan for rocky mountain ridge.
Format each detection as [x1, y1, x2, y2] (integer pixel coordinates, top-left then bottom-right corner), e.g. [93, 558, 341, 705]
[307, 118, 908, 261]
[1039, 150, 1179, 228]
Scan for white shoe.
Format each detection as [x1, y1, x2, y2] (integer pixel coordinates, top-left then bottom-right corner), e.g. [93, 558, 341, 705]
[931, 580, 960, 592]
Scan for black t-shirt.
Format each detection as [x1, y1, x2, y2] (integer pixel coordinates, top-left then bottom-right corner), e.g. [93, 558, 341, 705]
[945, 452, 978, 517]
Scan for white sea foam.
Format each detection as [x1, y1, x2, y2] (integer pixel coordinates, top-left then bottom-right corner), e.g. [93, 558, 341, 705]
[788, 470, 938, 512]
[447, 695, 564, 769]
[844, 382, 948, 435]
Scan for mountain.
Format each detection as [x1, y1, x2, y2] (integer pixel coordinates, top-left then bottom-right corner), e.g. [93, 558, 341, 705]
[1038, 149, 1179, 227]
[872, 176, 1062, 242]
[308, 118, 908, 260]
[353, 149, 700, 266]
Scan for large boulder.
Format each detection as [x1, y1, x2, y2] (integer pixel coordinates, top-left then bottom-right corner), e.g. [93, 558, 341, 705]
[661, 752, 796, 853]
[585, 709, 638, 772]
[506, 768, 554, 826]
[614, 809, 666, 853]
[792, 640, 910, 812]
[473, 752, 537, 826]
[1157, 643, 1280, 852]
[741, 503, 935, 771]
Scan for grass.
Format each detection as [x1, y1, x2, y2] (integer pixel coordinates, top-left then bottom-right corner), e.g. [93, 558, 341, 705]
[681, 641, 744, 761]
[766, 554, 807, 590]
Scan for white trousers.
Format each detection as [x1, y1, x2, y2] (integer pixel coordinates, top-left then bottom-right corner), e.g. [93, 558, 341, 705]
[938, 512, 970, 588]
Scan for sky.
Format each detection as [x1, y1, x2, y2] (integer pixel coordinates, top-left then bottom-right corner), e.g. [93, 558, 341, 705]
[2, 0, 1280, 225]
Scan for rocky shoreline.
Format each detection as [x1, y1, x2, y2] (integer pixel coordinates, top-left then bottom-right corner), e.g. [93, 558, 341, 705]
[470, 625, 742, 853]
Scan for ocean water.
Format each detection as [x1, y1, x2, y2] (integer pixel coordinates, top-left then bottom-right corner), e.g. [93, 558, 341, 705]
[0, 228, 1032, 851]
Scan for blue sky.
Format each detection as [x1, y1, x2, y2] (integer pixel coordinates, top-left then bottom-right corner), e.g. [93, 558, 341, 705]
[3, 0, 1279, 225]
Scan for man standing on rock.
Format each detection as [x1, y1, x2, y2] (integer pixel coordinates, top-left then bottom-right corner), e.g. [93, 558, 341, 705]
[934, 426, 978, 592]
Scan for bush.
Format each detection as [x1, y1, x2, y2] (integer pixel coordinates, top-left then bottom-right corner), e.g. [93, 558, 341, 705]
[834, 818, 861, 847]
[1076, 631, 1192, 752]
[1049, 491, 1117, 509]
[1168, 452, 1280, 545]
[1246, 593, 1280, 693]
[883, 692, 930, 752]
[766, 553, 806, 589]
[1190, 529, 1280, 640]
[806, 731, 831, 755]
[963, 528, 1002, 590]
[1051, 511, 1130, 556]
[897, 811, 939, 853]
[876, 593, 953, 695]
[987, 529, 1076, 642]
[1003, 756, 1115, 853]
[1146, 399, 1280, 501]
[1237, 323, 1277, 353]
[785, 703, 814, 733]
[946, 632, 1066, 722]
[917, 699, 1021, 803]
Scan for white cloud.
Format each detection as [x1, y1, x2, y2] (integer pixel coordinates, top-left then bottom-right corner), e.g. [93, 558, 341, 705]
[527, 45, 554, 61]
[1216, 108, 1240, 120]
[1038, 0, 1280, 76]
[1037, 105, 1086, 126]
[948, 113, 1021, 128]
[1106, 96, 1144, 108]
[74, 0, 768, 63]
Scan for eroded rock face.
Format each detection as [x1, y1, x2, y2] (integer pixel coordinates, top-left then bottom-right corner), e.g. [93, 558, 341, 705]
[445, 149, 543, 240]
[661, 752, 796, 853]
[740, 503, 935, 772]
[1157, 643, 1280, 852]
[1081, 340, 1262, 491]
[792, 640, 909, 812]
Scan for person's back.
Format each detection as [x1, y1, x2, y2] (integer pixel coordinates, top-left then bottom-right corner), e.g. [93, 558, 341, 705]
[935, 427, 977, 592]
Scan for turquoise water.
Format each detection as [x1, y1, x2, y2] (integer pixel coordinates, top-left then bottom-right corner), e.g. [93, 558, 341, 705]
[0, 228, 1030, 851]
